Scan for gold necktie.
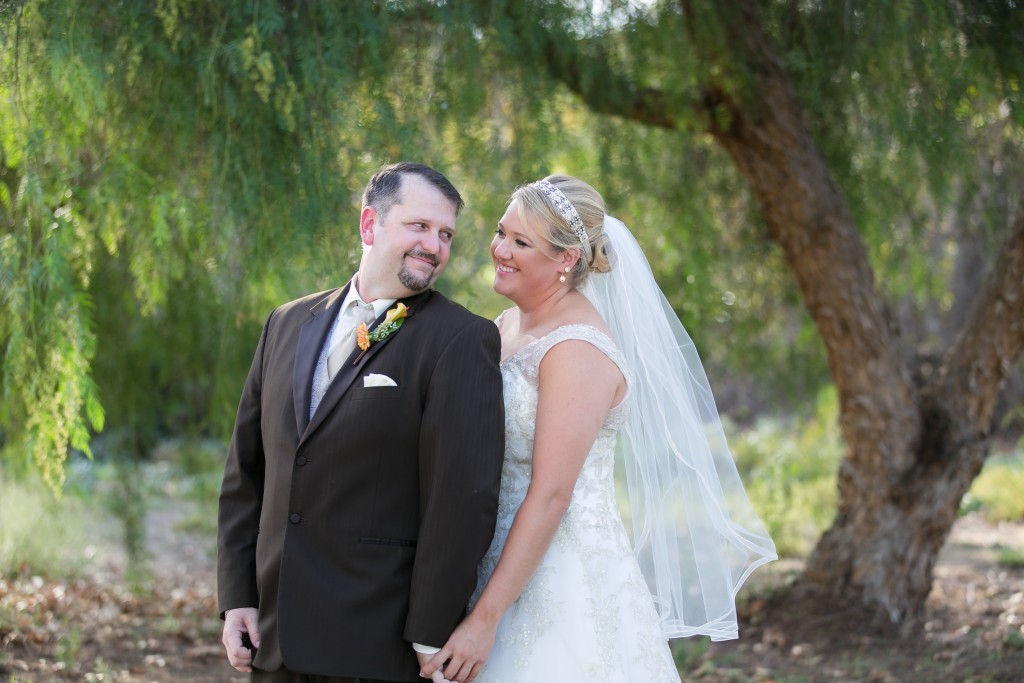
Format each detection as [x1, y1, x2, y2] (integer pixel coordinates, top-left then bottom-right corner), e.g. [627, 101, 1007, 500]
[327, 302, 376, 379]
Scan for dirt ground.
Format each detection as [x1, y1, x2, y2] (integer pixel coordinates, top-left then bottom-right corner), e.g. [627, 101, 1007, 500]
[1, 505, 1022, 682]
[688, 514, 1024, 683]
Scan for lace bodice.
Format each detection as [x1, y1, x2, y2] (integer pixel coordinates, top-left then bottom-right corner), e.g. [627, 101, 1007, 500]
[495, 324, 630, 544]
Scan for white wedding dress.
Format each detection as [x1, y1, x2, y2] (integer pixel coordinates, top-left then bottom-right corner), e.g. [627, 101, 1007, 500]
[471, 324, 680, 682]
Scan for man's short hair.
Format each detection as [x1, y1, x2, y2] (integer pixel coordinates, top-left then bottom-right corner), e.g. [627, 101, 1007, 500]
[362, 162, 464, 217]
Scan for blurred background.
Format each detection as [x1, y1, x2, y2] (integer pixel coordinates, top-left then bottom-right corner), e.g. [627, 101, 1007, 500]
[1, 1, 1022, 680]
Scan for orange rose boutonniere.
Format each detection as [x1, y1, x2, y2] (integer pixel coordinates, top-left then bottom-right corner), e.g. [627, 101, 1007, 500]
[356, 302, 408, 352]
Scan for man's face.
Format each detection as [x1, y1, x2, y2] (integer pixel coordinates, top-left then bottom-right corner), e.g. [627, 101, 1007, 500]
[358, 174, 457, 299]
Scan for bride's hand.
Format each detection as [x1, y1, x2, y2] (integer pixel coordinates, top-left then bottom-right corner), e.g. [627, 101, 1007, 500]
[415, 651, 452, 683]
[419, 613, 498, 683]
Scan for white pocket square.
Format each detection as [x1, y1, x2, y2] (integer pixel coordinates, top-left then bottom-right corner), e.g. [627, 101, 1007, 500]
[363, 373, 397, 387]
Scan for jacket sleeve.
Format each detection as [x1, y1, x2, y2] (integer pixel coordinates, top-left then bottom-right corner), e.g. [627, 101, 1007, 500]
[404, 316, 504, 645]
[216, 312, 271, 617]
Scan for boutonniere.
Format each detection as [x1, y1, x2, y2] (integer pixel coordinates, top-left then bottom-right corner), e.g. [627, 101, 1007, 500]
[352, 303, 408, 364]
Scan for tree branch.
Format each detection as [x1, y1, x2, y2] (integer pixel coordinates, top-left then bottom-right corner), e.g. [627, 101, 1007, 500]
[469, 0, 679, 130]
[686, 0, 921, 474]
[930, 208, 1024, 432]
[539, 39, 678, 130]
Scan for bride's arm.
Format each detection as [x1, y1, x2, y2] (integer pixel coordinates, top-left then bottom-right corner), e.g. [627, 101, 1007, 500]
[421, 340, 624, 683]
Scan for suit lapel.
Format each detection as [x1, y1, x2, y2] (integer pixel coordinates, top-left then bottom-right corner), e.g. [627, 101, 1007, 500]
[293, 286, 348, 437]
[300, 289, 433, 443]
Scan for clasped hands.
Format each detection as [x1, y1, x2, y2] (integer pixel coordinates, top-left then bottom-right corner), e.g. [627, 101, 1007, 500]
[418, 611, 497, 683]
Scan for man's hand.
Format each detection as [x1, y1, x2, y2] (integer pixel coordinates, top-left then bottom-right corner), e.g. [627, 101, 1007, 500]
[222, 607, 260, 673]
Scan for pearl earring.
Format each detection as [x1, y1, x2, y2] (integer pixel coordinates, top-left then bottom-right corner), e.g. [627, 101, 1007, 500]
[559, 266, 570, 283]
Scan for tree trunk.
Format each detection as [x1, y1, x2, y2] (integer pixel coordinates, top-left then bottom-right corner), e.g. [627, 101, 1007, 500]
[688, 0, 1024, 625]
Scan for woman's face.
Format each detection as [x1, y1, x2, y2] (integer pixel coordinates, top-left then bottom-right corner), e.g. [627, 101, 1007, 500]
[491, 201, 564, 304]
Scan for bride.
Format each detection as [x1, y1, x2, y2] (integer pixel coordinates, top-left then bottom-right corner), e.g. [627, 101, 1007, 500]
[422, 175, 776, 682]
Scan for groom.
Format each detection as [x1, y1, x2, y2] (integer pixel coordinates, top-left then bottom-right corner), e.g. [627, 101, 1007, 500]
[217, 162, 504, 681]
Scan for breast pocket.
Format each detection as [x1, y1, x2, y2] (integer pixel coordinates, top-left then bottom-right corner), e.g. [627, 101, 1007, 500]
[352, 386, 405, 400]
[359, 535, 417, 548]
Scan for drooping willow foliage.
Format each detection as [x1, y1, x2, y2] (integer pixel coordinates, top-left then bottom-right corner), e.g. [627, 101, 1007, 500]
[1, 0, 1020, 491]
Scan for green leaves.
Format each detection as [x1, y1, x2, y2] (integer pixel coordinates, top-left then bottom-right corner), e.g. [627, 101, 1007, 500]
[1, 0, 1020, 492]
[0, 199, 99, 492]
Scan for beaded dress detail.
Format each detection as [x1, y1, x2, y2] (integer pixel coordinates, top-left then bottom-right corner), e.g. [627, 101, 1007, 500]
[472, 324, 680, 682]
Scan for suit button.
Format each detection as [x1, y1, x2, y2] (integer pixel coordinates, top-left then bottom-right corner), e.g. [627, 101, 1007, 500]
[296, 456, 307, 466]
[289, 513, 302, 524]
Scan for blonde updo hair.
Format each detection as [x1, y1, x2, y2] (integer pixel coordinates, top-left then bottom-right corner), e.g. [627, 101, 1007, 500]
[510, 174, 613, 287]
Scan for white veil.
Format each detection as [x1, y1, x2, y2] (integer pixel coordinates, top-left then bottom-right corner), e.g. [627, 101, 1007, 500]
[579, 215, 777, 641]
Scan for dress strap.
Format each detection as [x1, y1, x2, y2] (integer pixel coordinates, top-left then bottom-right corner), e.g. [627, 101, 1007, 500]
[523, 324, 630, 388]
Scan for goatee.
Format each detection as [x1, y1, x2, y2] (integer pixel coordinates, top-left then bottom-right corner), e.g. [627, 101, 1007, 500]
[398, 251, 438, 292]
[398, 265, 432, 292]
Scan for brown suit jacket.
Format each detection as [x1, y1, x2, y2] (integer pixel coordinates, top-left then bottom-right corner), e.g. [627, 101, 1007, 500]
[217, 285, 504, 680]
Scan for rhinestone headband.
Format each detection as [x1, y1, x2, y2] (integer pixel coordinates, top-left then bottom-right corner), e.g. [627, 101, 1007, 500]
[534, 179, 592, 262]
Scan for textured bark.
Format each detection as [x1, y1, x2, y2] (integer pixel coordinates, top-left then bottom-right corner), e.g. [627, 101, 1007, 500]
[523, 0, 1024, 625]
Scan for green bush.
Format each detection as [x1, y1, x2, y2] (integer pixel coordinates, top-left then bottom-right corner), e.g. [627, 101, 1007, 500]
[154, 438, 225, 502]
[997, 546, 1024, 569]
[961, 451, 1024, 523]
[727, 387, 842, 558]
[150, 438, 225, 538]
[0, 472, 92, 579]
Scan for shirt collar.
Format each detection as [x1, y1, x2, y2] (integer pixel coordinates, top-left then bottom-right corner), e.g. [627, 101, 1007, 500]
[341, 275, 396, 320]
